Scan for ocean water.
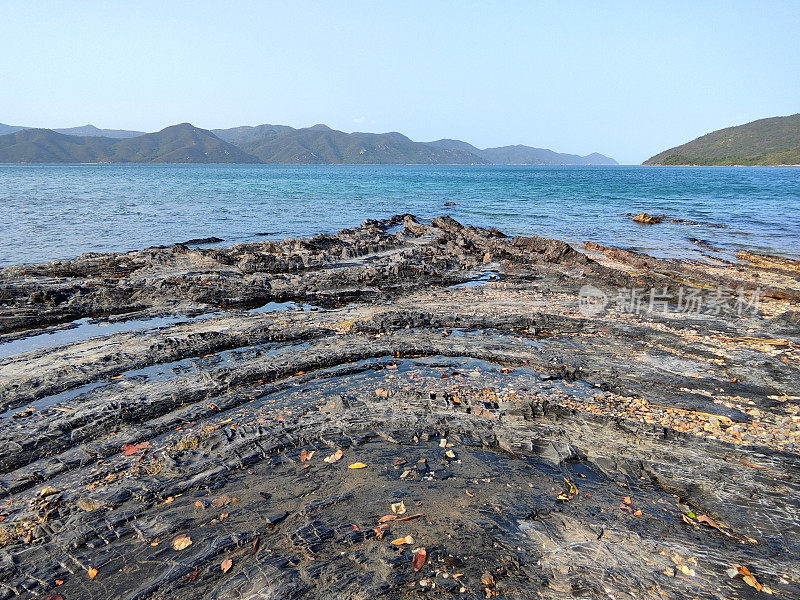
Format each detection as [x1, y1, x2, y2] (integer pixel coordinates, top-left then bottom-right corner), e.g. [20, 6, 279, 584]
[1, 164, 798, 267]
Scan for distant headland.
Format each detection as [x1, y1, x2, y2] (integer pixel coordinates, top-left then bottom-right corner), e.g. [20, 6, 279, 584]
[644, 113, 800, 166]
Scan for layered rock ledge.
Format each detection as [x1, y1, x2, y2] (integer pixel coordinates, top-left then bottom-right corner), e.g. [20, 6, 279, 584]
[0, 215, 798, 599]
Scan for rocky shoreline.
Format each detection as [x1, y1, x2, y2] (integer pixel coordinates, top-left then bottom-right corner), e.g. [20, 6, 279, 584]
[0, 215, 798, 599]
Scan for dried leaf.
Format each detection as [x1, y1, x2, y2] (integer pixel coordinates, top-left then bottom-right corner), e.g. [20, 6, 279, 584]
[373, 524, 389, 540]
[211, 495, 231, 508]
[391, 535, 414, 545]
[171, 534, 192, 550]
[677, 564, 695, 577]
[696, 514, 722, 530]
[121, 441, 150, 456]
[220, 512, 229, 521]
[88, 566, 98, 579]
[42, 596, 64, 600]
[622, 496, 632, 505]
[187, 568, 200, 582]
[324, 449, 344, 463]
[481, 571, 495, 586]
[378, 514, 398, 523]
[445, 449, 456, 459]
[250, 537, 259, 555]
[391, 501, 406, 515]
[348, 462, 368, 469]
[396, 513, 424, 522]
[465, 490, 474, 498]
[221, 558, 233, 573]
[412, 547, 427, 571]
[730, 566, 761, 591]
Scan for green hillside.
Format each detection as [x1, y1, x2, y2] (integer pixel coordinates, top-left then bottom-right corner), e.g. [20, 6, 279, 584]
[0, 121, 618, 165]
[0, 124, 259, 163]
[644, 114, 800, 166]
[218, 124, 489, 164]
[426, 139, 617, 165]
[0, 129, 116, 162]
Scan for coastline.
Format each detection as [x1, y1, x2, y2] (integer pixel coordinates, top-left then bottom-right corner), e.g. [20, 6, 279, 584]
[0, 215, 798, 599]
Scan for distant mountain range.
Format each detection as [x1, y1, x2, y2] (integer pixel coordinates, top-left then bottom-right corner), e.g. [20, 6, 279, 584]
[0, 121, 617, 165]
[0, 124, 259, 164]
[644, 113, 800, 166]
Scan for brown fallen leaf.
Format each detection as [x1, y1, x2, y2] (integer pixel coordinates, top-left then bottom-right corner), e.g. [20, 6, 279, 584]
[728, 565, 762, 591]
[622, 496, 632, 505]
[150, 537, 161, 546]
[42, 595, 64, 600]
[211, 495, 231, 508]
[187, 568, 200, 582]
[739, 458, 767, 469]
[481, 571, 495, 586]
[465, 490, 474, 498]
[87, 566, 98, 579]
[412, 547, 427, 571]
[373, 524, 389, 540]
[378, 514, 398, 523]
[391, 535, 414, 546]
[171, 534, 192, 550]
[396, 513, 424, 522]
[121, 441, 151, 456]
[221, 558, 233, 573]
[220, 512, 229, 521]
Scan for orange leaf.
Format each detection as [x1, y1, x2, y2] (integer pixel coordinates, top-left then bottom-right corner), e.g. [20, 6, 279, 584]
[378, 515, 397, 523]
[391, 535, 414, 546]
[87, 566, 98, 579]
[396, 513, 424, 522]
[412, 547, 427, 571]
[221, 558, 233, 573]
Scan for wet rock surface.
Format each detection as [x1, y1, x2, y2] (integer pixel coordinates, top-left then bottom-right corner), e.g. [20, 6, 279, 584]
[0, 215, 799, 599]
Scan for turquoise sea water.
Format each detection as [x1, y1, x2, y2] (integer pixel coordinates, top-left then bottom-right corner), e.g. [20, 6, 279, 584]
[1, 164, 798, 266]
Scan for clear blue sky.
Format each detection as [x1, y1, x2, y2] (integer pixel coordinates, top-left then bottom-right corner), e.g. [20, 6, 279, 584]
[2, 1, 798, 164]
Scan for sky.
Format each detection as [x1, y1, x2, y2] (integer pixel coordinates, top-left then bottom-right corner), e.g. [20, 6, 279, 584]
[1, 1, 799, 164]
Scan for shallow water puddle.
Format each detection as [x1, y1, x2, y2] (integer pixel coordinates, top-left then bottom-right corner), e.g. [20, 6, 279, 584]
[247, 300, 318, 314]
[0, 340, 308, 420]
[449, 270, 500, 288]
[0, 314, 194, 359]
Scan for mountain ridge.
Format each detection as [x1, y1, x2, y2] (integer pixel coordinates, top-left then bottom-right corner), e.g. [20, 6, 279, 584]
[644, 114, 800, 166]
[0, 121, 617, 165]
[0, 123, 258, 164]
